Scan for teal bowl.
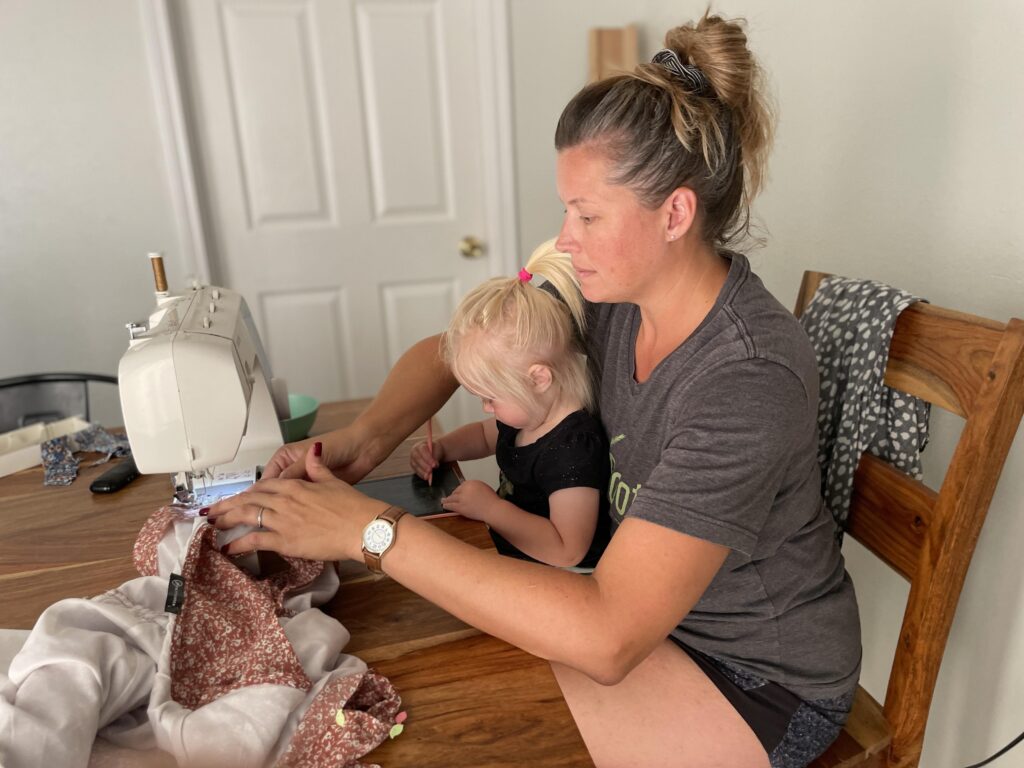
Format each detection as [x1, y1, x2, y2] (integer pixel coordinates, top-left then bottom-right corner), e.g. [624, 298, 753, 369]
[280, 394, 319, 442]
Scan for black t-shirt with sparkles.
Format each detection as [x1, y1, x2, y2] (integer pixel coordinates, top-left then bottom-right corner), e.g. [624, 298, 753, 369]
[491, 409, 610, 568]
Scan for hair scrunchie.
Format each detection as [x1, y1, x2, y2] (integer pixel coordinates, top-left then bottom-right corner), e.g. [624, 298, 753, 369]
[518, 268, 533, 283]
[651, 49, 712, 96]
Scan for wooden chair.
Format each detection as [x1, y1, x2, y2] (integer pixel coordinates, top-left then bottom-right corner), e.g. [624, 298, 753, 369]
[793, 272, 1024, 768]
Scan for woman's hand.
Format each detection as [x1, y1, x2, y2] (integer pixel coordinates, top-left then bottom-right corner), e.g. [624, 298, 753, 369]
[207, 443, 388, 561]
[262, 428, 377, 483]
[441, 479, 500, 522]
[409, 438, 445, 481]
[261, 437, 318, 480]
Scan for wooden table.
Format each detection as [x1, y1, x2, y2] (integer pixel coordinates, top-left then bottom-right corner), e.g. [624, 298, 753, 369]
[0, 400, 593, 767]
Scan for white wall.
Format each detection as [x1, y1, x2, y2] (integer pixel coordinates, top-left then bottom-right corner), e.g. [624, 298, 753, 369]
[0, 0, 187, 426]
[2, 0, 1022, 764]
[511, 1, 1024, 765]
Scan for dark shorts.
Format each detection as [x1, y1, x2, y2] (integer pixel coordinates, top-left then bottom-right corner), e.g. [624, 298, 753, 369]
[669, 637, 855, 768]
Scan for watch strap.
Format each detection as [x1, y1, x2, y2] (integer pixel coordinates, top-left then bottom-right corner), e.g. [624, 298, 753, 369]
[362, 506, 408, 574]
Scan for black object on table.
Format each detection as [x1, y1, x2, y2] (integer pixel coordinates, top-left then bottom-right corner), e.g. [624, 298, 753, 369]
[355, 462, 463, 517]
[89, 456, 140, 493]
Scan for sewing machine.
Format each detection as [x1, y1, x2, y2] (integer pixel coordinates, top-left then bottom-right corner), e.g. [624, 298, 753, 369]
[118, 254, 288, 505]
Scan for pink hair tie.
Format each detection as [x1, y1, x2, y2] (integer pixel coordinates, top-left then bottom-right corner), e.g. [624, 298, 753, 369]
[518, 268, 533, 283]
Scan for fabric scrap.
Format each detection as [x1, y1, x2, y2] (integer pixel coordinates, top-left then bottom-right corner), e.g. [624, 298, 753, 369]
[169, 524, 312, 709]
[2, 509, 401, 768]
[67, 423, 131, 465]
[41, 435, 79, 485]
[274, 670, 400, 768]
[40, 423, 131, 486]
[799, 276, 931, 535]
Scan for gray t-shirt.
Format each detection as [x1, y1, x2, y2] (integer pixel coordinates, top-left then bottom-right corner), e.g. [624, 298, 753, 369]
[587, 252, 861, 700]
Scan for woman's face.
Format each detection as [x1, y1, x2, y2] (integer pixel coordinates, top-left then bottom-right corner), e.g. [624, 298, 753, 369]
[555, 143, 666, 304]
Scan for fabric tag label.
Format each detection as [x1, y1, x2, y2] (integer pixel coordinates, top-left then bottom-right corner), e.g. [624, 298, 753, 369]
[165, 573, 186, 614]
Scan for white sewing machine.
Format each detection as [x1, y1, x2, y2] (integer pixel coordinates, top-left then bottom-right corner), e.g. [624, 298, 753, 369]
[118, 254, 288, 505]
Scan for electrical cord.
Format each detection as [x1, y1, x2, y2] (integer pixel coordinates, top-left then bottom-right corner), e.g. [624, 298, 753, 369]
[962, 728, 1024, 768]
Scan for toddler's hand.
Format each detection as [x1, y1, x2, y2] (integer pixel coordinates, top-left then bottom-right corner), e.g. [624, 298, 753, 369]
[441, 480, 499, 522]
[410, 439, 443, 480]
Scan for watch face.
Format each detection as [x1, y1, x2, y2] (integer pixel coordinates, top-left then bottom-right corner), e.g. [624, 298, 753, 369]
[362, 519, 395, 555]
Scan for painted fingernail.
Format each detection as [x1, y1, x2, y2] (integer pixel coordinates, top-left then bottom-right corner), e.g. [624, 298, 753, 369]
[198, 507, 210, 516]
[314, 441, 323, 457]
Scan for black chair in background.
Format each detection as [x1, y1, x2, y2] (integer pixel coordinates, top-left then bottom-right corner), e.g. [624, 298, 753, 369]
[0, 373, 119, 433]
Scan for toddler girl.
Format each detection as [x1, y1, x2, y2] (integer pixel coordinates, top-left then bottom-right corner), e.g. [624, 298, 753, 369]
[410, 239, 609, 568]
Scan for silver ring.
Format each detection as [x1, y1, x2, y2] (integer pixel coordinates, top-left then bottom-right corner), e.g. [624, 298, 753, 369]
[257, 506, 265, 529]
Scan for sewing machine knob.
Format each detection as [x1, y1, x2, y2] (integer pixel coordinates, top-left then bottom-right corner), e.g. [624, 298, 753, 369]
[125, 321, 147, 340]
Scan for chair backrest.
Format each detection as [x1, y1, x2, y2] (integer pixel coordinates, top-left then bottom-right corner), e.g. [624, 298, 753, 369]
[0, 373, 118, 433]
[795, 271, 1024, 767]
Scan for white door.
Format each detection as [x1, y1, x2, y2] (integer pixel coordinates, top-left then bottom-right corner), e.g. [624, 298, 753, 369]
[172, 0, 513, 431]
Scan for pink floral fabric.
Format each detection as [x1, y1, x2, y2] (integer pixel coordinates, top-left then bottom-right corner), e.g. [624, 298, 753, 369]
[132, 506, 190, 576]
[275, 670, 400, 768]
[128, 508, 403, 764]
[169, 523, 311, 708]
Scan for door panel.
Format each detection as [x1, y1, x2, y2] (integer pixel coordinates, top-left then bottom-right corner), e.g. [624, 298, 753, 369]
[381, 279, 458, 367]
[356, 1, 452, 220]
[260, 288, 357, 402]
[221, 3, 334, 227]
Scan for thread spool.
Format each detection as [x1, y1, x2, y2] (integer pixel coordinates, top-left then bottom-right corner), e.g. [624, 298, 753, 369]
[149, 252, 168, 294]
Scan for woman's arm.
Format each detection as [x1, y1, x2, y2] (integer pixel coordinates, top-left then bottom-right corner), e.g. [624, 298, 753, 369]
[266, 334, 458, 481]
[388, 513, 727, 683]
[209, 449, 728, 685]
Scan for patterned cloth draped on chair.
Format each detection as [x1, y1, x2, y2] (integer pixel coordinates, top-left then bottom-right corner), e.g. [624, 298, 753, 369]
[799, 277, 931, 536]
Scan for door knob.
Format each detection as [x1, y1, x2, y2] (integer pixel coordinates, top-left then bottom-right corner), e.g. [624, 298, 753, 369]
[459, 236, 486, 259]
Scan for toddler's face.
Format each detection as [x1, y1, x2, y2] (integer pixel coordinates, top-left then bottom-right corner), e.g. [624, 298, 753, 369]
[478, 393, 534, 430]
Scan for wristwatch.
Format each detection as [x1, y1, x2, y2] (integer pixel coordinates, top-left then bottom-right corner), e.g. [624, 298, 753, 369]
[361, 505, 408, 574]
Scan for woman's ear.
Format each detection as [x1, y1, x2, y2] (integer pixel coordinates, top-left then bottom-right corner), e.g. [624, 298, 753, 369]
[528, 364, 553, 393]
[664, 187, 699, 242]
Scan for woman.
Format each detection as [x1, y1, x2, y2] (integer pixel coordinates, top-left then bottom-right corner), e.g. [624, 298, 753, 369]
[208, 13, 860, 767]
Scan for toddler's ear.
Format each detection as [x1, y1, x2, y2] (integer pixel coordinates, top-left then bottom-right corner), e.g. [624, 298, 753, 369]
[528, 363, 553, 393]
